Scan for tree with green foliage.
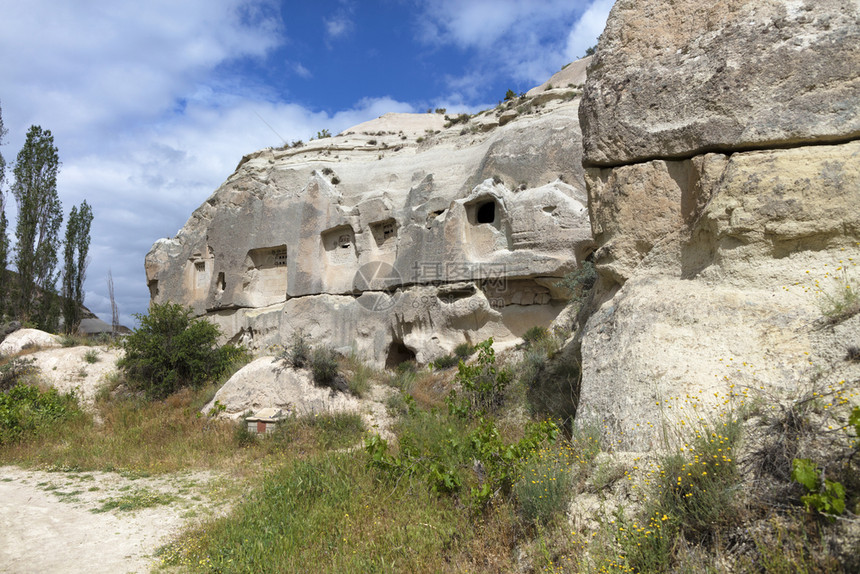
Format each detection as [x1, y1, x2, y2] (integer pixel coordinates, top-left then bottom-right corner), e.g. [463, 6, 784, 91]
[61, 201, 93, 333]
[118, 302, 248, 399]
[12, 125, 63, 330]
[0, 101, 9, 317]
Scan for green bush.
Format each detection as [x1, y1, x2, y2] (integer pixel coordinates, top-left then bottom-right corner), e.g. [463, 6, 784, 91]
[117, 302, 248, 399]
[0, 383, 81, 444]
[558, 261, 596, 303]
[0, 357, 38, 392]
[522, 326, 550, 346]
[432, 354, 459, 370]
[282, 329, 311, 368]
[446, 338, 511, 417]
[519, 339, 580, 431]
[514, 442, 574, 525]
[454, 342, 474, 359]
[309, 345, 339, 388]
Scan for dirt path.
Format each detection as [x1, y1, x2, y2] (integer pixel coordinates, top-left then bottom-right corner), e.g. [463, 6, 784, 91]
[0, 466, 228, 574]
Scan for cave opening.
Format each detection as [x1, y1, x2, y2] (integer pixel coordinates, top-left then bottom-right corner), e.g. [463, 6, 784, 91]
[385, 341, 417, 369]
[476, 200, 496, 224]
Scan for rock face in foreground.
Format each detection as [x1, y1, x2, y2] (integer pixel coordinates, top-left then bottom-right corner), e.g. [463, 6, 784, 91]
[146, 67, 593, 365]
[580, 0, 860, 166]
[577, 0, 860, 449]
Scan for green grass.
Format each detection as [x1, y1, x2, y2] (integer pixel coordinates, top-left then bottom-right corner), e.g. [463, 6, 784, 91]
[93, 488, 177, 513]
[158, 450, 520, 572]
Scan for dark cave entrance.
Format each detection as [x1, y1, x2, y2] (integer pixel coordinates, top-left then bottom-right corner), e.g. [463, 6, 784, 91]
[385, 341, 417, 369]
[475, 200, 496, 224]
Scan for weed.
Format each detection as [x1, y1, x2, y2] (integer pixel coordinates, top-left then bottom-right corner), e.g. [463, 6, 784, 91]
[514, 441, 574, 525]
[93, 488, 176, 513]
[453, 343, 473, 360]
[0, 357, 38, 392]
[343, 352, 374, 398]
[83, 349, 100, 364]
[309, 346, 341, 389]
[280, 329, 311, 368]
[558, 261, 597, 303]
[522, 325, 550, 347]
[0, 384, 83, 444]
[432, 354, 459, 370]
[446, 338, 511, 418]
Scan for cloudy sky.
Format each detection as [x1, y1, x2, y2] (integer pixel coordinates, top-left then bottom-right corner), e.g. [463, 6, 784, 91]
[0, 0, 613, 327]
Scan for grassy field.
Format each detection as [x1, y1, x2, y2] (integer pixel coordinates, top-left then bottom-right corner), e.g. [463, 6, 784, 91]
[1, 332, 857, 573]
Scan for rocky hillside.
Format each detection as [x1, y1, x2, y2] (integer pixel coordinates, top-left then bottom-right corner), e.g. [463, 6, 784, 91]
[146, 64, 594, 366]
[574, 0, 860, 449]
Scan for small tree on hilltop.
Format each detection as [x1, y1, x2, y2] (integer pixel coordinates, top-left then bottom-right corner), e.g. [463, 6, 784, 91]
[12, 125, 63, 330]
[61, 201, 93, 333]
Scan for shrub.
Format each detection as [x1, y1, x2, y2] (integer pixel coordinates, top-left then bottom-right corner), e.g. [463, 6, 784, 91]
[117, 302, 247, 399]
[0, 383, 82, 444]
[558, 261, 596, 303]
[522, 326, 550, 347]
[519, 339, 580, 431]
[282, 329, 311, 368]
[309, 345, 340, 389]
[454, 342, 474, 359]
[84, 349, 100, 364]
[446, 338, 511, 417]
[0, 357, 38, 392]
[432, 354, 459, 370]
[514, 442, 574, 525]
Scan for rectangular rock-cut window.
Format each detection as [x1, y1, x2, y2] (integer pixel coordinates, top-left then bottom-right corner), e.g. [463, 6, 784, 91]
[322, 225, 357, 265]
[370, 218, 398, 250]
[194, 261, 209, 289]
[242, 245, 288, 305]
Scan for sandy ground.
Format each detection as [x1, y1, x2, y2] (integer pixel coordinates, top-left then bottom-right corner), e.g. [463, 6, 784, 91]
[0, 466, 227, 574]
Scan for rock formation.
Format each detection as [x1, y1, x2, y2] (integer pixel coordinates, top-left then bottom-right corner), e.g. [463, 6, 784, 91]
[146, 64, 593, 365]
[576, 0, 860, 449]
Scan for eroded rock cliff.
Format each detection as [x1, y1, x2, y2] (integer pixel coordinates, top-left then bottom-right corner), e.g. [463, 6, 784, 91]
[576, 0, 860, 449]
[146, 66, 593, 365]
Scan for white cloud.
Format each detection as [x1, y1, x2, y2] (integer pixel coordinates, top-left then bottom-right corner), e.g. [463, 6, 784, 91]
[293, 62, 313, 78]
[416, 0, 612, 94]
[0, 0, 415, 327]
[564, 0, 615, 61]
[325, 15, 354, 40]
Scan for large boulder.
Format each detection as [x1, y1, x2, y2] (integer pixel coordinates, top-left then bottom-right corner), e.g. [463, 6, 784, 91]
[0, 329, 61, 356]
[580, 0, 860, 166]
[202, 356, 363, 420]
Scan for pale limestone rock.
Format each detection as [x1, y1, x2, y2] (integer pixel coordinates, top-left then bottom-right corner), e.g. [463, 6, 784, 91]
[146, 78, 594, 365]
[576, 1, 860, 449]
[581, 0, 860, 166]
[0, 329, 61, 356]
[202, 356, 363, 420]
[28, 346, 122, 405]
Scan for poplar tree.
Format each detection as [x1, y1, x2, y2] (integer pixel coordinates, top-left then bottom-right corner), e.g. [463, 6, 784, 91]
[61, 201, 93, 333]
[0, 102, 8, 317]
[12, 125, 63, 329]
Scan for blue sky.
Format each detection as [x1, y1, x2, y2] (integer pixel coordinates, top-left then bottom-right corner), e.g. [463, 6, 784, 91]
[0, 0, 613, 327]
